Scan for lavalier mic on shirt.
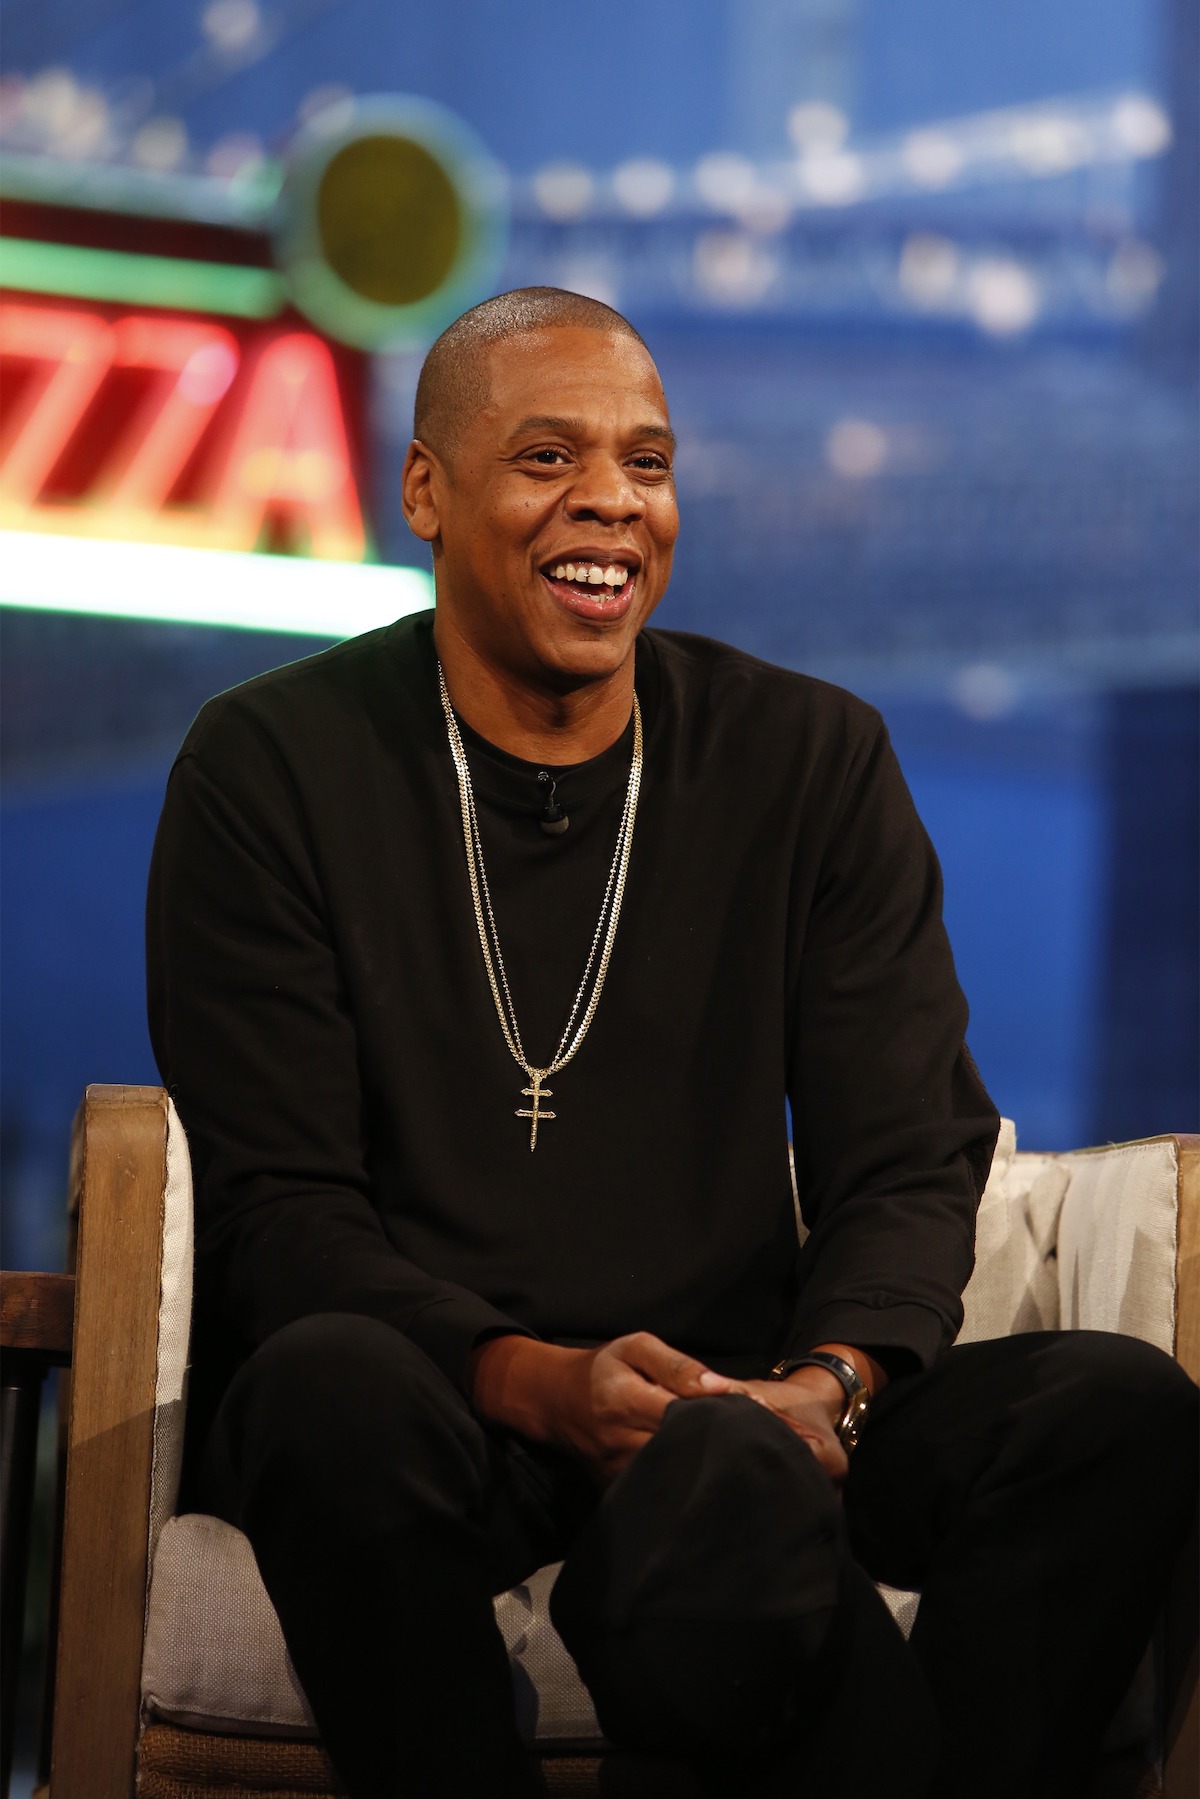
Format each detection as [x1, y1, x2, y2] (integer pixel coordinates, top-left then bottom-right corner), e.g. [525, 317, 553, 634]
[537, 771, 569, 836]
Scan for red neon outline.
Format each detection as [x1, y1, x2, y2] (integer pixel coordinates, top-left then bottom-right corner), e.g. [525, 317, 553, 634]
[211, 332, 365, 560]
[0, 302, 367, 561]
[0, 302, 115, 506]
[97, 316, 242, 512]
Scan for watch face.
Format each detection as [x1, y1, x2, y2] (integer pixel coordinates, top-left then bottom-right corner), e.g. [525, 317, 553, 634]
[840, 1387, 871, 1450]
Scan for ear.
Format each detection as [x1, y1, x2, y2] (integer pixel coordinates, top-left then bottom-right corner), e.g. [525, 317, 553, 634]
[402, 439, 443, 543]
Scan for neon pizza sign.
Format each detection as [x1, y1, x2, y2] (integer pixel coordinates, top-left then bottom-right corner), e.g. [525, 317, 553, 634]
[0, 299, 366, 561]
[0, 96, 506, 633]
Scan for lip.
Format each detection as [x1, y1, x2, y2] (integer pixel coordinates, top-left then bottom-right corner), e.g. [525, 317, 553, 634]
[540, 567, 638, 624]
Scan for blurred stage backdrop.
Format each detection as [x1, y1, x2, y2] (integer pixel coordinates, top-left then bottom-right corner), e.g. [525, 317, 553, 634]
[2, 0, 1197, 1275]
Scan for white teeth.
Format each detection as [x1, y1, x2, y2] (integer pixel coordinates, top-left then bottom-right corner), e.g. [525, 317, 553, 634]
[549, 560, 633, 589]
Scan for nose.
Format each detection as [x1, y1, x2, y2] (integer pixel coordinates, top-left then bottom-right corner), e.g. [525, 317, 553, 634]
[564, 451, 646, 525]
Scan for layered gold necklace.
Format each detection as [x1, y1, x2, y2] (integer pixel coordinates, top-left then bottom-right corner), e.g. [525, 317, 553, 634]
[438, 664, 643, 1150]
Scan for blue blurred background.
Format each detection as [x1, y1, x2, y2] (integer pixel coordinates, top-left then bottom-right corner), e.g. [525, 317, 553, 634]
[2, 0, 1197, 1277]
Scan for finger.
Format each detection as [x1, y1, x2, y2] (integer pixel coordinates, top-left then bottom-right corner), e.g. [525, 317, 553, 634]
[604, 1361, 679, 1430]
[618, 1333, 739, 1399]
[741, 1389, 851, 1485]
[822, 1447, 850, 1487]
[789, 1424, 850, 1486]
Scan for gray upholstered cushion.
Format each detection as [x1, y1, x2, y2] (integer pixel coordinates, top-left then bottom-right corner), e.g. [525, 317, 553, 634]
[142, 1514, 920, 1743]
[142, 1515, 606, 1745]
[143, 1515, 316, 1738]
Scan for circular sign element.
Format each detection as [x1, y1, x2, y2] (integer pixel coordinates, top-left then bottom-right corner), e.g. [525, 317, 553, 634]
[315, 136, 461, 306]
[275, 96, 508, 349]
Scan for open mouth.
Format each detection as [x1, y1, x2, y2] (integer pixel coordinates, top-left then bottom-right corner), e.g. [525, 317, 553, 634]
[539, 557, 639, 618]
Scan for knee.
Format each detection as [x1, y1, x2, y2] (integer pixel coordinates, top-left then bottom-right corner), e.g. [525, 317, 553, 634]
[654, 1387, 842, 1493]
[551, 1397, 846, 1755]
[624, 1396, 845, 1610]
[1039, 1330, 1196, 1427]
[1024, 1331, 1198, 1494]
[231, 1313, 448, 1429]
[209, 1314, 490, 1518]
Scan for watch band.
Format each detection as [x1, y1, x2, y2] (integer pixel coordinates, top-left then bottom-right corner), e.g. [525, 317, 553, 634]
[769, 1350, 871, 1450]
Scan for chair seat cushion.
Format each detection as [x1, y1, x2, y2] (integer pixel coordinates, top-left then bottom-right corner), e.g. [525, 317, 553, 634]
[143, 1515, 318, 1738]
[142, 1514, 606, 1746]
[142, 1514, 920, 1746]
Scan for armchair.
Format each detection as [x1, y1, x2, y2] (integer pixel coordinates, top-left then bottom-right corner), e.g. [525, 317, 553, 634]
[4, 1088, 1197, 1798]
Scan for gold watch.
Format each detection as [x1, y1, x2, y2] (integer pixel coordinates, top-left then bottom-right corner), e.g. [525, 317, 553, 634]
[769, 1350, 871, 1451]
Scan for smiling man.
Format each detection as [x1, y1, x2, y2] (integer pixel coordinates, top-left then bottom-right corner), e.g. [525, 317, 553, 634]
[148, 288, 1197, 1799]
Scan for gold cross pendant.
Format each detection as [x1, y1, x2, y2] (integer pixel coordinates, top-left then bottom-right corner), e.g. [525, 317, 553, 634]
[516, 1070, 556, 1151]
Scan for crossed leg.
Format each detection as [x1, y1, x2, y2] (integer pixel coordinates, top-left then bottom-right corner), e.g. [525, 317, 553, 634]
[550, 1333, 1196, 1797]
[199, 1318, 1197, 1799]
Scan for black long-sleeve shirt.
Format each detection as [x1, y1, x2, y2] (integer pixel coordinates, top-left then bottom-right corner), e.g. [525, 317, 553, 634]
[147, 614, 998, 1431]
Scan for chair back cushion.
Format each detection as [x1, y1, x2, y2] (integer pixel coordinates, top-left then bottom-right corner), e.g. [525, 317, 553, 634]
[147, 1099, 194, 1572]
[1056, 1138, 1178, 1353]
[957, 1119, 1066, 1343]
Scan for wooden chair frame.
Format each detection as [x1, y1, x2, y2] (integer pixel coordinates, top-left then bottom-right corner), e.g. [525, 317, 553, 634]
[1, 1086, 1196, 1798]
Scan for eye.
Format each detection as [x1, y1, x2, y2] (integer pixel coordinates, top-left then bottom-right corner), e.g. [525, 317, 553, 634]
[524, 446, 570, 465]
[630, 451, 671, 473]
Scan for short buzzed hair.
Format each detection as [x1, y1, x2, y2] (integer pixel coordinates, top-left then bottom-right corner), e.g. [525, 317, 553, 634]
[413, 287, 650, 461]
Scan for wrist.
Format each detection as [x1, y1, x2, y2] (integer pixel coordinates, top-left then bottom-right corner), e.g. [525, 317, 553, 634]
[773, 1343, 881, 1450]
[792, 1343, 888, 1398]
[781, 1364, 846, 1427]
[468, 1335, 579, 1442]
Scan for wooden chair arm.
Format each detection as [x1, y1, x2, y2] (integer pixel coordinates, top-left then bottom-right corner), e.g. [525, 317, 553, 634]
[1173, 1136, 1199, 1387]
[0, 1275, 75, 1360]
[50, 1085, 170, 1799]
[1166, 1135, 1199, 1799]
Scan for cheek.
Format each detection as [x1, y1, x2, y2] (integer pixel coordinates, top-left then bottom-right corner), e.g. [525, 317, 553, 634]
[651, 496, 680, 552]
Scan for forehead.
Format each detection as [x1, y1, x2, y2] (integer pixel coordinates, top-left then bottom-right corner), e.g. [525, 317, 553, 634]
[479, 325, 669, 430]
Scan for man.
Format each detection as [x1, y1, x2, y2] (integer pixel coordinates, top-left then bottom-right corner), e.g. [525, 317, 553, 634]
[148, 288, 1196, 1799]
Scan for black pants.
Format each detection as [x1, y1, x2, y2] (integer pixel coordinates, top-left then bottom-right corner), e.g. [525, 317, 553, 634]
[199, 1323, 1197, 1799]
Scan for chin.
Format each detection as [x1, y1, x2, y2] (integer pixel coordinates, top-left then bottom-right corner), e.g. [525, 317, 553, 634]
[536, 626, 639, 687]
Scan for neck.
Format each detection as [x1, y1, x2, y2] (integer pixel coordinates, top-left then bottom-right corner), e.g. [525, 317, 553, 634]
[434, 625, 636, 762]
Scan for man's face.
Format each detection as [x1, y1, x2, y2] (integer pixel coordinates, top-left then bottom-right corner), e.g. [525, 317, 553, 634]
[413, 325, 679, 692]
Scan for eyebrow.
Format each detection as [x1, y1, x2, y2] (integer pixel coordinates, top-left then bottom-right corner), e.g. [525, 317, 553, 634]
[506, 414, 677, 452]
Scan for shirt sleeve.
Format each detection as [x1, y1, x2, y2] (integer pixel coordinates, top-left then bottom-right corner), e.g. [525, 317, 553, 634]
[784, 713, 999, 1372]
[146, 701, 533, 1403]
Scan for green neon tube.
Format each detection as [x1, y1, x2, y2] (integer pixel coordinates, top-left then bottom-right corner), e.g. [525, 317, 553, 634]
[0, 236, 287, 319]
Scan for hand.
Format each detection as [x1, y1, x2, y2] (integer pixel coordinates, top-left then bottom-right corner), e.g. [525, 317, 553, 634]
[468, 1331, 739, 1485]
[724, 1374, 850, 1487]
[725, 1343, 888, 1488]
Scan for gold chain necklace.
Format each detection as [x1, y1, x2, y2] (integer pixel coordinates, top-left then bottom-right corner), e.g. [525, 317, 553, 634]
[438, 664, 643, 1151]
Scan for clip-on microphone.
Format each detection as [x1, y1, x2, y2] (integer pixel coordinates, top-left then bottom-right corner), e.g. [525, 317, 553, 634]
[537, 771, 569, 836]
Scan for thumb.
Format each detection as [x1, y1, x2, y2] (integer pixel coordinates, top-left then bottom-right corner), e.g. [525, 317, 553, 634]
[619, 1333, 740, 1398]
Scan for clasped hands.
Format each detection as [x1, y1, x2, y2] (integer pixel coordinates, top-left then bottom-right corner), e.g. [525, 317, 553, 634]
[467, 1331, 855, 1488]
